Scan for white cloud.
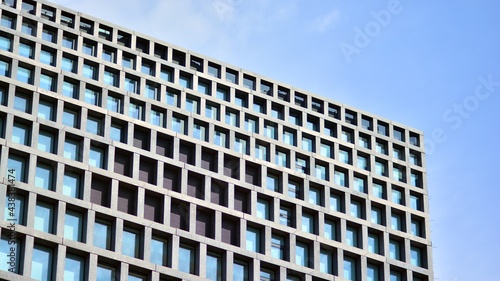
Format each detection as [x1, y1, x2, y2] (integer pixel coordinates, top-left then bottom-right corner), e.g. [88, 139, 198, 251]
[308, 8, 340, 33]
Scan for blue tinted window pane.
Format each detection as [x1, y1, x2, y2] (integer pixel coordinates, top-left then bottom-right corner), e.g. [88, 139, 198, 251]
[233, 262, 248, 281]
[7, 155, 26, 182]
[31, 245, 52, 281]
[34, 202, 53, 233]
[0, 35, 11, 51]
[40, 50, 55, 66]
[17, 66, 32, 84]
[35, 163, 53, 190]
[206, 254, 222, 281]
[178, 246, 194, 274]
[151, 238, 166, 265]
[122, 229, 139, 258]
[64, 254, 84, 281]
[64, 210, 82, 241]
[0, 60, 9, 76]
[63, 171, 80, 198]
[96, 265, 115, 281]
[93, 221, 111, 249]
[0, 236, 21, 273]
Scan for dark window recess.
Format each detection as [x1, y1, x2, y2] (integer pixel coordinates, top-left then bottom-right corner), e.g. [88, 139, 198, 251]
[133, 126, 150, 150]
[170, 200, 189, 231]
[210, 179, 227, 207]
[245, 163, 261, 186]
[117, 184, 136, 215]
[224, 155, 239, 179]
[139, 157, 157, 184]
[163, 166, 180, 192]
[196, 209, 213, 238]
[179, 142, 194, 165]
[156, 134, 173, 158]
[221, 217, 239, 246]
[136, 37, 149, 53]
[90, 176, 110, 207]
[234, 188, 249, 214]
[154, 43, 168, 60]
[187, 173, 205, 199]
[114, 149, 132, 177]
[172, 50, 185, 66]
[144, 193, 163, 223]
[201, 149, 217, 172]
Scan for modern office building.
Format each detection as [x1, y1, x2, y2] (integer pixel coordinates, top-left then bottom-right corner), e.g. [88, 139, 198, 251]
[0, 0, 432, 280]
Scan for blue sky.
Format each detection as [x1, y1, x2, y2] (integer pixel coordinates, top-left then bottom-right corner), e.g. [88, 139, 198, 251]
[51, 0, 500, 280]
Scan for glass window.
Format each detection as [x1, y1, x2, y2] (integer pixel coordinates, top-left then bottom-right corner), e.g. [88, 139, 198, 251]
[129, 102, 143, 120]
[64, 254, 84, 281]
[214, 130, 227, 148]
[62, 35, 76, 49]
[17, 65, 33, 84]
[411, 246, 423, 267]
[31, 245, 53, 281]
[330, 193, 341, 212]
[193, 123, 206, 141]
[353, 177, 365, 193]
[283, 130, 296, 146]
[63, 171, 81, 198]
[264, 123, 276, 139]
[178, 245, 195, 274]
[39, 73, 56, 91]
[275, 150, 288, 167]
[226, 70, 237, 84]
[266, 174, 279, 192]
[166, 90, 178, 106]
[151, 109, 164, 127]
[392, 189, 403, 205]
[246, 227, 260, 252]
[3, 194, 24, 225]
[198, 81, 210, 95]
[279, 207, 292, 226]
[64, 138, 81, 161]
[206, 104, 219, 120]
[315, 164, 327, 180]
[150, 237, 167, 266]
[102, 48, 116, 62]
[96, 264, 116, 281]
[0, 59, 9, 76]
[35, 163, 53, 190]
[411, 172, 421, 187]
[410, 152, 421, 166]
[22, 21, 36, 36]
[411, 219, 422, 237]
[359, 135, 369, 148]
[372, 183, 384, 198]
[350, 200, 362, 218]
[122, 228, 140, 258]
[410, 194, 422, 211]
[256, 198, 269, 220]
[301, 213, 314, 234]
[86, 116, 102, 135]
[334, 170, 346, 186]
[357, 155, 368, 170]
[160, 67, 173, 82]
[308, 187, 320, 205]
[89, 145, 105, 168]
[391, 213, 403, 231]
[376, 141, 387, 154]
[339, 149, 350, 164]
[0, 236, 21, 273]
[368, 233, 380, 254]
[122, 55, 135, 69]
[320, 250, 333, 274]
[141, 61, 154, 75]
[271, 234, 284, 259]
[375, 161, 386, 176]
[206, 254, 222, 281]
[324, 220, 336, 240]
[225, 111, 238, 126]
[346, 226, 358, 247]
[179, 74, 192, 89]
[171, 116, 184, 134]
[244, 117, 258, 133]
[8, 154, 27, 183]
[12, 121, 30, 145]
[0, 35, 12, 51]
[320, 142, 332, 157]
[295, 157, 308, 174]
[367, 264, 380, 281]
[144, 83, 158, 100]
[107, 95, 122, 113]
[110, 123, 125, 143]
[19, 42, 34, 58]
[40, 49, 55, 66]
[343, 257, 356, 281]
[125, 77, 138, 93]
[371, 207, 382, 225]
[233, 262, 248, 281]
[94, 220, 112, 249]
[234, 136, 247, 154]
[216, 87, 228, 101]
[389, 240, 402, 260]
[83, 63, 97, 80]
[62, 81, 78, 98]
[295, 242, 308, 267]
[1, 14, 15, 29]
[390, 271, 403, 281]
[103, 70, 118, 87]
[288, 181, 300, 198]
[38, 100, 55, 120]
[34, 201, 54, 233]
[255, 144, 267, 160]
[341, 130, 352, 143]
[63, 108, 79, 128]
[84, 88, 100, 106]
[64, 210, 83, 242]
[302, 136, 313, 152]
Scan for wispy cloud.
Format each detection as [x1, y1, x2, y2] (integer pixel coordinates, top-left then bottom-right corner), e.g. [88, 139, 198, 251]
[308, 8, 340, 33]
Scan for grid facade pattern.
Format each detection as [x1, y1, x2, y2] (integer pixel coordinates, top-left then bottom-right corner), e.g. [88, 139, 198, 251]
[0, 0, 432, 280]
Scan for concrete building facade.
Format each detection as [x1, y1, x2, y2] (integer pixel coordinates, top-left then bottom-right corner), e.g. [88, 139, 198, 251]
[0, 0, 433, 280]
